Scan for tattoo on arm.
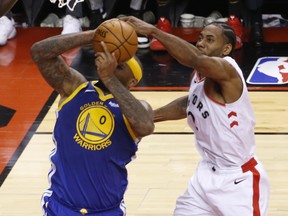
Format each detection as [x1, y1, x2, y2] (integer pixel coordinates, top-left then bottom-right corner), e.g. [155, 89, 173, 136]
[178, 95, 189, 113]
[36, 57, 74, 95]
[153, 95, 188, 122]
[31, 32, 94, 96]
[103, 76, 154, 137]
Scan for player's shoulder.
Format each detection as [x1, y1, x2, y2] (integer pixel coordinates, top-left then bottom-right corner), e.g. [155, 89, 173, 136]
[223, 56, 235, 64]
[223, 56, 241, 72]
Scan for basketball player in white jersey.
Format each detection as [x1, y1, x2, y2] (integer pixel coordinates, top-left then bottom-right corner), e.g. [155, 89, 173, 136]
[121, 16, 270, 215]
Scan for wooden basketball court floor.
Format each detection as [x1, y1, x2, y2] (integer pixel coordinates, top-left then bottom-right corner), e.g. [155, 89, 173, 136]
[0, 27, 288, 215]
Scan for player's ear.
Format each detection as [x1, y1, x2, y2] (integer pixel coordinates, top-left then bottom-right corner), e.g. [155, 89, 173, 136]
[128, 78, 138, 88]
[223, 43, 232, 56]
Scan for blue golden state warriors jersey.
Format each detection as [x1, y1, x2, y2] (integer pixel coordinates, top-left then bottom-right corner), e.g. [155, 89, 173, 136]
[46, 81, 139, 212]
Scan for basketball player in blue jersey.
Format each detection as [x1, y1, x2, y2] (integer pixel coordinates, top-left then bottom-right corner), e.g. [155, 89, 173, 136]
[121, 16, 270, 215]
[30, 30, 154, 215]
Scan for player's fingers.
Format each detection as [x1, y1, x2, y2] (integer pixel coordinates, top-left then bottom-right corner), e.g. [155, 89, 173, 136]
[111, 52, 117, 63]
[118, 16, 130, 22]
[95, 52, 106, 67]
[101, 41, 116, 62]
[95, 55, 103, 64]
[121, 17, 135, 27]
[95, 52, 103, 58]
[100, 41, 111, 56]
[95, 53, 106, 63]
[100, 41, 117, 65]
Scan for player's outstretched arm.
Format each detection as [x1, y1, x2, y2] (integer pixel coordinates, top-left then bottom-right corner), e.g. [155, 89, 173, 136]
[30, 31, 96, 100]
[153, 95, 188, 123]
[120, 16, 199, 69]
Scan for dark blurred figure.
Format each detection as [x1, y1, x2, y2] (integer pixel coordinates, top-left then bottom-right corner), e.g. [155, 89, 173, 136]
[227, 0, 264, 48]
[150, 0, 172, 51]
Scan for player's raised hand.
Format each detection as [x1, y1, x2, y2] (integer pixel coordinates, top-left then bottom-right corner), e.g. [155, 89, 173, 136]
[95, 41, 118, 82]
[119, 16, 155, 36]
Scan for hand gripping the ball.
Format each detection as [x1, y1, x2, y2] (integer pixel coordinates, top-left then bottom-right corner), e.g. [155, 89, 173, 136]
[95, 41, 118, 82]
[119, 16, 155, 38]
[92, 18, 138, 64]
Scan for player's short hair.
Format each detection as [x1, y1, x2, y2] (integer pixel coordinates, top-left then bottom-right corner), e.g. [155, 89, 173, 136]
[206, 21, 236, 56]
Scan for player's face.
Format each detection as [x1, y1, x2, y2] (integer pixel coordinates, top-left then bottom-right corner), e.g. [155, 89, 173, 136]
[114, 63, 135, 89]
[196, 25, 228, 57]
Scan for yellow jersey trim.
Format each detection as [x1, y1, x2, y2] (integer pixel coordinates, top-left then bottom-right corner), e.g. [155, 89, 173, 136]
[91, 81, 115, 101]
[123, 115, 137, 141]
[58, 82, 88, 111]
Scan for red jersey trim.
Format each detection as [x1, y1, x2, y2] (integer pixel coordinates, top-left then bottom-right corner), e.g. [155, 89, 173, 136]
[193, 71, 225, 106]
[204, 88, 225, 106]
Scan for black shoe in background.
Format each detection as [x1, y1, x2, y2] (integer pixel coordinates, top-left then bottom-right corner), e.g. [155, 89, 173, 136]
[250, 22, 263, 47]
[129, 8, 142, 19]
[89, 8, 106, 30]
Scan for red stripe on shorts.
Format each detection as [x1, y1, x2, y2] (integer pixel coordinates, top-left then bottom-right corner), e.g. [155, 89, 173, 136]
[241, 157, 260, 216]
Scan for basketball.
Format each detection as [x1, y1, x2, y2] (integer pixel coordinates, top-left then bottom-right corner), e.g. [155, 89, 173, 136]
[92, 18, 138, 64]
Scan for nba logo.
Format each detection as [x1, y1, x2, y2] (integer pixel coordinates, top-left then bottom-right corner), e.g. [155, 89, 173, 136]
[247, 57, 288, 85]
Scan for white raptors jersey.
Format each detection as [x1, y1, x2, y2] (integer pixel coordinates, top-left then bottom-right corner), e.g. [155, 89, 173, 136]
[187, 56, 256, 167]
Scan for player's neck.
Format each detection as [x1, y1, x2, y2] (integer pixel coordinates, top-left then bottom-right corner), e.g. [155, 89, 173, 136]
[95, 80, 110, 95]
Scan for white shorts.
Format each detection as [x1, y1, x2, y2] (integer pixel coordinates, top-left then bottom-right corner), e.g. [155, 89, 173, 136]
[173, 157, 270, 216]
